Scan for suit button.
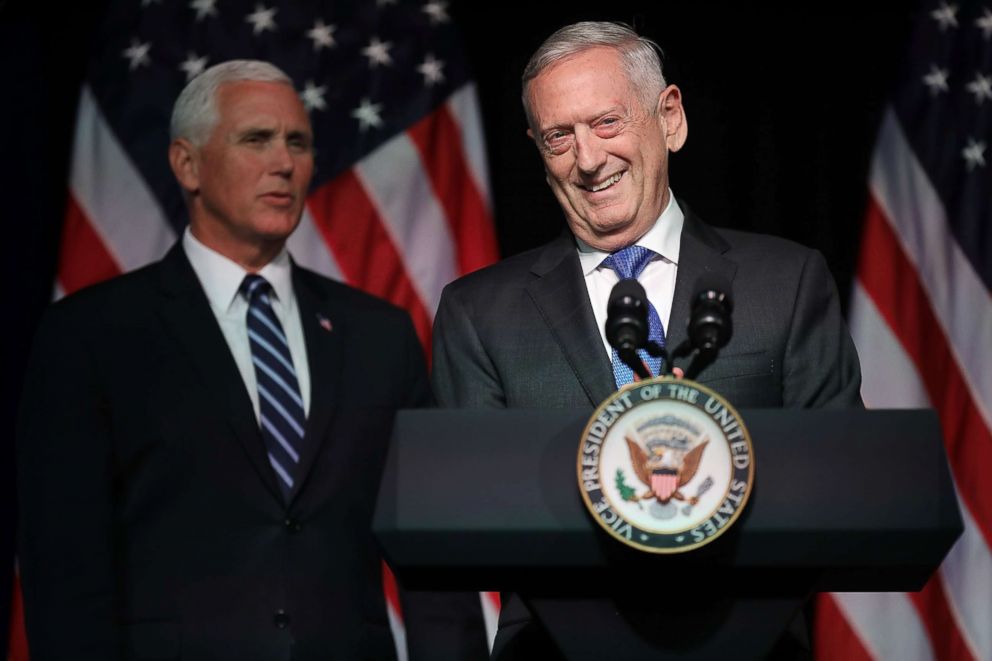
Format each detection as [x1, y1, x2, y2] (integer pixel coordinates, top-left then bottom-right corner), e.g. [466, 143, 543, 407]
[284, 517, 302, 533]
[274, 609, 290, 628]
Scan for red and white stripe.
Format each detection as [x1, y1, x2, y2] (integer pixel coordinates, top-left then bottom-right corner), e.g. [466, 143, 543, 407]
[16, 81, 500, 658]
[815, 109, 992, 660]
[480, 590, 501, 649]
[58, 85, 176, 297]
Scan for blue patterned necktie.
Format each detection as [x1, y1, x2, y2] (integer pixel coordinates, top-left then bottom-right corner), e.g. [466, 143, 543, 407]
[603, 245, 666, 387]
[242, 274, 306, 501]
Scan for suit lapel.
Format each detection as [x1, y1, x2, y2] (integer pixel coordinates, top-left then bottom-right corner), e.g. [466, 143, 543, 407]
[154, 243, 284, 503]
[667, 207, 737, 354]
[526, 234, 616, 406]
[288, 266, 344, 504]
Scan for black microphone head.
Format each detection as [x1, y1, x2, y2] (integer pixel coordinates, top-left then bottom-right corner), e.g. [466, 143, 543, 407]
[692, 273, 733, 314]
[606, 279, 649, 352]
[689, 274, 733, 353]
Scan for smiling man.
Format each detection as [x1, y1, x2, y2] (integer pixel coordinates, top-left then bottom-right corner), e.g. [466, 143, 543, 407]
[431, 21, 862, 659]
[18, 60, 487, 660]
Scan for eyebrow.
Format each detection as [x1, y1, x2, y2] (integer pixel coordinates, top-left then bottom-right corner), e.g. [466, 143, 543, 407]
[539, 106, 625, 133]
[286, 129, 312, 141]
[234, 126, 313, 141]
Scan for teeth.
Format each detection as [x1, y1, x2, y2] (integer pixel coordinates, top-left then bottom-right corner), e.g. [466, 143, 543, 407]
[589, 172, 622, 192]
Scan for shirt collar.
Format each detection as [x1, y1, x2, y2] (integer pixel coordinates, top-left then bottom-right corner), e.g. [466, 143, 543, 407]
[182, 227, 294, 313]
[575, 190, 685, 276]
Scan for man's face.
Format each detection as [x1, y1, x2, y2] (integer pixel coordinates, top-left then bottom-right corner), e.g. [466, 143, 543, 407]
[172, 80, 314, 266]
[526, 47, 685, 252]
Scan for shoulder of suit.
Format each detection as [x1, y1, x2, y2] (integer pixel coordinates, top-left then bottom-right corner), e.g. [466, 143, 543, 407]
[709, 226, 818, 263]
[33, 261, 164, 346]
[439, 239, 563, 299]
[47, 260, 161, 316]
[292, 264, 410, 320]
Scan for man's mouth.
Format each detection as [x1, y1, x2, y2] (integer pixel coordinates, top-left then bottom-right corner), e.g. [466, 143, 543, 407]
[261, 192, 293, 205]
[580, 171, 624, 193]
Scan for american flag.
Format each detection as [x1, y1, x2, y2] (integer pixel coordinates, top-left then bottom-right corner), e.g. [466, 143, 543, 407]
[815, 2, 992, 659]
[10, 0, 501, 658]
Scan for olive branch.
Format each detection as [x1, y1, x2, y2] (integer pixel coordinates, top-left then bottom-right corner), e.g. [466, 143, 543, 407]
[615, 469, 639, 502]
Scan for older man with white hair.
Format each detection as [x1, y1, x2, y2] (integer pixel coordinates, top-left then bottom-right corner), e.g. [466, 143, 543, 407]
[18, 60, 487, 661]
[432, 21, 862, 659]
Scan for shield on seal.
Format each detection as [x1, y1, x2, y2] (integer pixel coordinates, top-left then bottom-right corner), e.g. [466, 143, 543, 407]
[651, 468, 678, 501]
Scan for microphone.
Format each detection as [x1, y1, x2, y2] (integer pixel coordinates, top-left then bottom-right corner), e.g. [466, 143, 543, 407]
[606, 279, 648, 353]
[688, 274, 733, 354]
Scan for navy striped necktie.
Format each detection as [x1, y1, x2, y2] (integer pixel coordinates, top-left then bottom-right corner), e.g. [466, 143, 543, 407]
[242, 274, 306, 501]
[603, 245, 666, 386]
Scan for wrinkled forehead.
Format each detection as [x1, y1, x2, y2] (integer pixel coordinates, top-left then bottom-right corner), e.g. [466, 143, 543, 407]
[214, 80, 310, 130]
[527, 49, 640, 128]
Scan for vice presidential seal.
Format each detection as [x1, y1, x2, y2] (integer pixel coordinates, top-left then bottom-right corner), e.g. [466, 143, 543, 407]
[577, 377, 754, 553]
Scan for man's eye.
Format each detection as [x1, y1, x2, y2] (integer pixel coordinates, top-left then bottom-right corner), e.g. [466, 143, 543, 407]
[543, 131, 572, 153]
[595, 118, 622, 137]
[288, 137, 312, 152]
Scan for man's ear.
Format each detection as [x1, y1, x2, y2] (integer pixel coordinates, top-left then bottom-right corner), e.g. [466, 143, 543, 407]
[168, 138, 200, 193]
[656, 85, 687, 153]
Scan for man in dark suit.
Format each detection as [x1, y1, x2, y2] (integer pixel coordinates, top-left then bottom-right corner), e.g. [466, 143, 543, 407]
[17, 60, 486, 660]
[431, 22, 862, 659]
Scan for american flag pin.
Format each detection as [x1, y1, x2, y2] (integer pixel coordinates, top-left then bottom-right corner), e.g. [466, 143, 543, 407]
[317, 314, 333, 332]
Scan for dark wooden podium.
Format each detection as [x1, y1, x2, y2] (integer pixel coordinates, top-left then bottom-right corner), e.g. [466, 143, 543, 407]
[374, 408, 961, 659]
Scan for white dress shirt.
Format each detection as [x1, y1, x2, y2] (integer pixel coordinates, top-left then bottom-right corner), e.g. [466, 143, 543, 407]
[182, 228, 311, 422]
[576, 191, 684, 362]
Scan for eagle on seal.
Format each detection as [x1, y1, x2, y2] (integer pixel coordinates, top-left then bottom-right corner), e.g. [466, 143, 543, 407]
[625, 436, 709, 504]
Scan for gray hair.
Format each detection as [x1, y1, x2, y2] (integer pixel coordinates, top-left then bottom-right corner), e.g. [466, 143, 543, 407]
[170, 59, 295, 145]
[521, 21, 667, 129]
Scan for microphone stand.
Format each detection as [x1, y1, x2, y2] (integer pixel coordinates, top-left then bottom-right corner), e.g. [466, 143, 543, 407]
[620, 341, 676, 380]
[643, 340, 720, 380]
[617, 347, 653, 381]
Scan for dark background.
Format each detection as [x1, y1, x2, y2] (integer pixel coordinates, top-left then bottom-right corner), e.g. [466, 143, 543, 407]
[0, 0, 918, 650]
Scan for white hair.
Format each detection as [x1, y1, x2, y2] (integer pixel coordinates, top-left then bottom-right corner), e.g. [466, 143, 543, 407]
[170, 59, 295, 145]
[522, 21, 667, 129]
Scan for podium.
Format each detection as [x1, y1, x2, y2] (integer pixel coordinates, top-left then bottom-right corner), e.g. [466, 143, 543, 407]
[374, 408, 962, 658]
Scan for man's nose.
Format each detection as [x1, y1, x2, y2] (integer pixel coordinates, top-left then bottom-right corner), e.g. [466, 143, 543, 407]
[269, 140, 295, 176]
[574, 125, 606, 174]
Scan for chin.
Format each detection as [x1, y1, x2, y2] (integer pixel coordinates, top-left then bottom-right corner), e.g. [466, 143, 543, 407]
[255, 216, 302, 239]
[588, 216, 638, 238]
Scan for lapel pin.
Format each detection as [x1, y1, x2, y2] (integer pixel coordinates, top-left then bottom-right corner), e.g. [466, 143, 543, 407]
[317, 313, 333, 332]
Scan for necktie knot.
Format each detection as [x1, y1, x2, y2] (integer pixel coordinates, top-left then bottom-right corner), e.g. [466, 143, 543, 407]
[241, 274, 272, 302]
[603, 245, 656, 280]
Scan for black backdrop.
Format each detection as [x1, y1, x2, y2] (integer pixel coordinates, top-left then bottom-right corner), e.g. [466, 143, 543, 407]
[0, 0, 918, 650]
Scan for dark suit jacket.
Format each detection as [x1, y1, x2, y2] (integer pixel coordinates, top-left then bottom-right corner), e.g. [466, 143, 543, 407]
[17, 243, 486, 661]
[430, 208, 863, 658]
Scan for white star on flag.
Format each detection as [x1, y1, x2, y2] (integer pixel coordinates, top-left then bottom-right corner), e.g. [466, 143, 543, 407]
[246, 4, 277, 35]
[122, 39, 151, 70]
[179, 52, 208, 81]
[422, 1, 450, 25]
[931, 2, 959, 30]
[351, 98, 384, 131]
[301, 81, 327, 112]
[189, 0, 218, 22]
[361, 37, 393, 68]
[962, 137, 986, 170]
[417, 54, 445, 86]
[977, 8, 992, 40]
[307, 19, 336, 51]
[922, 64, 950, 95]
[966, 72, 992, 104]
